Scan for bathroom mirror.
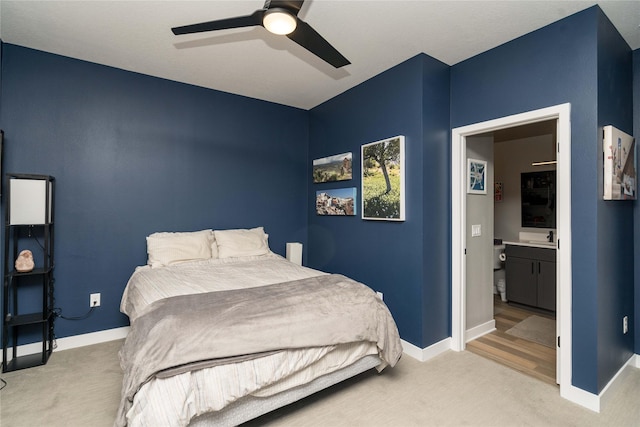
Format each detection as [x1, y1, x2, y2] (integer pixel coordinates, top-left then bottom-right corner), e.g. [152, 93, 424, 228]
[521, 170, 556, 228]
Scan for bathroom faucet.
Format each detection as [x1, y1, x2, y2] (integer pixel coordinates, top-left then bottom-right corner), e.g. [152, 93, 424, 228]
[547, 230, 554, 242]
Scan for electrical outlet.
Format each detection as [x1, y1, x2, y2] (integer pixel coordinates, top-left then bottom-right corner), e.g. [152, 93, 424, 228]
[376, 291, 383, 301]
[90, 293, 101, 307]
[623, 316, 628, 334]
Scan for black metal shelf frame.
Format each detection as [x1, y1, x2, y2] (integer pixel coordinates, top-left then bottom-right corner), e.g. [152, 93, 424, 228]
[2, 173, 55, 373]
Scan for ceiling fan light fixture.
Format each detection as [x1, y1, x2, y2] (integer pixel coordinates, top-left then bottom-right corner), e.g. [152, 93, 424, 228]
[263, 8, 297, 35]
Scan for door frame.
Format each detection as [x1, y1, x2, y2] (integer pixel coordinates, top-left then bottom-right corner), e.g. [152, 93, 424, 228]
[451, 103, 572, 394]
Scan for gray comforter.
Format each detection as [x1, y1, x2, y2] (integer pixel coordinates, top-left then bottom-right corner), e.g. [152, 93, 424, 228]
[116, 274, 402, 426]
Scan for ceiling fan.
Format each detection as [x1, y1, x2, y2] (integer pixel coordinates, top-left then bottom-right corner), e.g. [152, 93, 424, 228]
[171, 0, 350, 68]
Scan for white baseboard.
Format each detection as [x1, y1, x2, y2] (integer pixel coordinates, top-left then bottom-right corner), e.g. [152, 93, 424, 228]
[465, 319, 496, 343]
[402, 337, 451, 362]
[561, 384, 600, 412]
[598, 353, 639, 411]
[54, 326, 130, 351]
[562, 353, 639, 413]
[6, 326, 130, 360]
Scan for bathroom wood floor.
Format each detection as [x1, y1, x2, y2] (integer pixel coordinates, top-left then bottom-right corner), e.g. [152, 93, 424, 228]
[466, 296, 557, 385]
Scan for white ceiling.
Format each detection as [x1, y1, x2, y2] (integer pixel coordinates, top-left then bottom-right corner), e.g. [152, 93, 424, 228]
[1, 1, 638, 110]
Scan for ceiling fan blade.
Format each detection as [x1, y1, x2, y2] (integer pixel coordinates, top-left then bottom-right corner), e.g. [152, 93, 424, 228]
[172, 10, 264, 35]
[286, 19, 350, 68]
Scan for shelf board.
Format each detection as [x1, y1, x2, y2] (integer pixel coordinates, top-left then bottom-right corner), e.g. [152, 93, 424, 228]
[6, 312, 53, 327]
[9, 267, 53, 277]
[2, 351, 51, 372]
[5, 222, 54, 227]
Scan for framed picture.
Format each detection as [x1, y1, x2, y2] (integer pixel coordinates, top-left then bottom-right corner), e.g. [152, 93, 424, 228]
[467, 158, 487, 194]
[313, 152, 352, 183]
[316, 187, 357, 216]
[494, 182, 503, 202]
[603, 125, 636, 200]
[361, 135, 405, 221]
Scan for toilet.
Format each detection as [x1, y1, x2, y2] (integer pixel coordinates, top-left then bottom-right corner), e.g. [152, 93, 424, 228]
[493, 244, 507, 302]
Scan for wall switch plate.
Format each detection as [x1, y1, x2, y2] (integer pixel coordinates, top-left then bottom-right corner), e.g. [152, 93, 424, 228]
[376, 291, 383, 301]
[623, 316, 628, 334]
[471, 224, 482, 237]
[90, 293, 101, 307]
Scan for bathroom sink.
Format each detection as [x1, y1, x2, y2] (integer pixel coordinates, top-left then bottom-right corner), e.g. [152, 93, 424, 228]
[513, 232, 557, 248]
[524, 240, 555, 246]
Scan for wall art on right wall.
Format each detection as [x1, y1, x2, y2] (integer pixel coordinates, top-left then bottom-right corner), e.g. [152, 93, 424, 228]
[603, 125, 636, 200]
[361, 135, 405, 221]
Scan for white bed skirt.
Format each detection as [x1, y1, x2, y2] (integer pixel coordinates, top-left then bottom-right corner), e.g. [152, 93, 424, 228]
[190, 354, 382, 426]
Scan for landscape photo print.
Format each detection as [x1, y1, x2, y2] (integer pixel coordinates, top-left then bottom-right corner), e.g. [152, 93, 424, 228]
[316, 188, 357, 216]
[361, 135, 405, 221]
[313, 152, 353, 183]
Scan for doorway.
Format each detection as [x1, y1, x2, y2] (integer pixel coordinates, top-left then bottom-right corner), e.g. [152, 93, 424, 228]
[451, 104, 572, 396]
[466, 120, 558, 384]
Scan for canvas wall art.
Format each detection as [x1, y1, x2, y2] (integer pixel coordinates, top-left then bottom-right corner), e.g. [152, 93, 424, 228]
[313, 152, 352, 183]
[603, 125, 636, 200]
[316, 187, 357, 216]
[361, 136, 405, 221]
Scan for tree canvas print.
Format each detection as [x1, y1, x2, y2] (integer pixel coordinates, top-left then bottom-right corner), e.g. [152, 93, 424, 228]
[361, 136, 405, 221]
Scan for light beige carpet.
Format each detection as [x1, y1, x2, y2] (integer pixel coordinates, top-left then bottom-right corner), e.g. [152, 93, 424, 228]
[506, 314, 556, 348]
[1, 339, 640, 426]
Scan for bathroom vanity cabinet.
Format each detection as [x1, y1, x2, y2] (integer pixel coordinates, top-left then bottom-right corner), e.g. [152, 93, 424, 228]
[505, 245, 556, 312]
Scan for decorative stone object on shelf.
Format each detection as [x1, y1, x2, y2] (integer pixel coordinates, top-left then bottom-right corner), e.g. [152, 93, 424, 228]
[15, 249, 35, 272]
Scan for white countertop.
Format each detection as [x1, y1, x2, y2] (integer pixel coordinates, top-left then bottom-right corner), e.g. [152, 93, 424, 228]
[503, 240, 556, 249]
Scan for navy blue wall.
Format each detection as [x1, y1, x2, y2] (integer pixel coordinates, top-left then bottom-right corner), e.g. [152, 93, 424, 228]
[634, 48, 640, 355]
[451, 6, 633, 394]
[307, 54, 450, 348]
[595, 11, 634, 391]
[0, 41, 3, 129]
[421, 55, 453, 345]
[0, 44, 309, 341]
[451, 10, 598, 393]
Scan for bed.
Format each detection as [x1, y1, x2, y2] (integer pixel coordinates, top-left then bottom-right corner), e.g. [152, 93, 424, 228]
[116, 227, 403, 427]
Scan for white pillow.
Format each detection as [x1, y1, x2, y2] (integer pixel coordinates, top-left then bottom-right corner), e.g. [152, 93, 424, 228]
[214, 227, 270, 259]
[147, 229, 214, 268]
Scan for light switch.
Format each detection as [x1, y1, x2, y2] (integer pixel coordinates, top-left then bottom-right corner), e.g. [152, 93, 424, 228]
[471, 224, 482, 237]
